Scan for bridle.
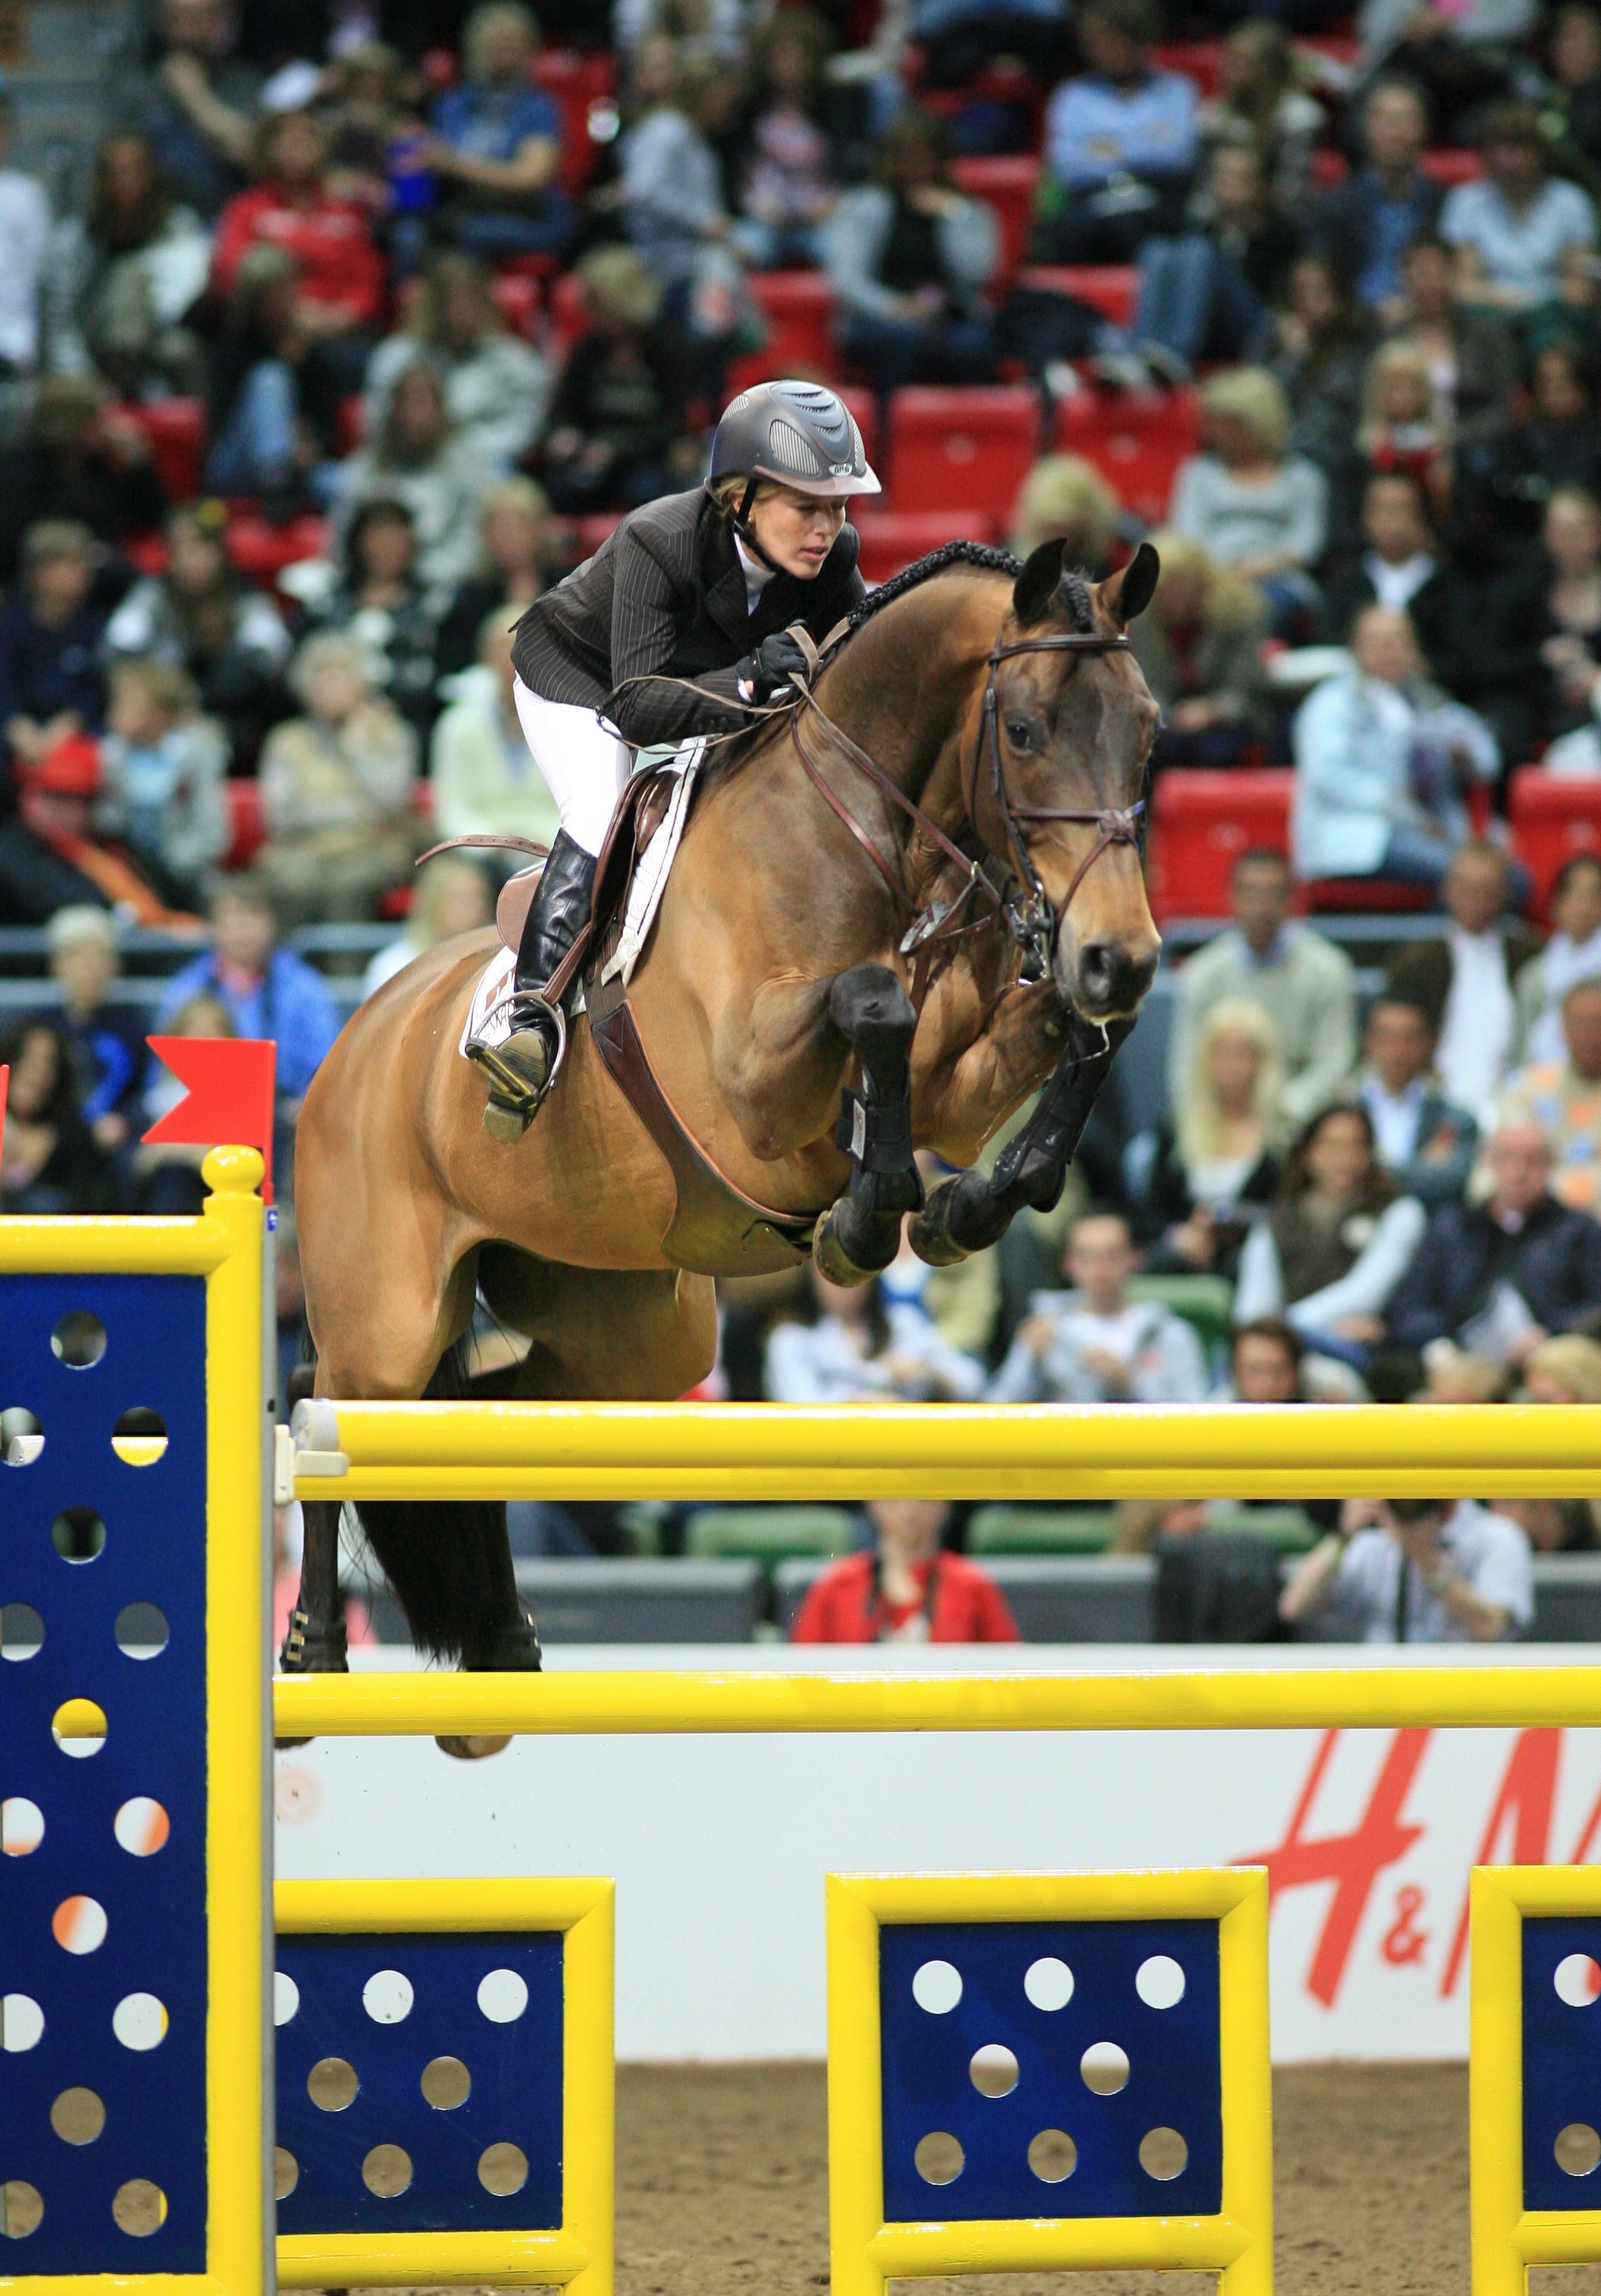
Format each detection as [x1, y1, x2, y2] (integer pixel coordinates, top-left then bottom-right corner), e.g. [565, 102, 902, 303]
[972, 627, 1147, 982]
[791, 622, 1146, 990]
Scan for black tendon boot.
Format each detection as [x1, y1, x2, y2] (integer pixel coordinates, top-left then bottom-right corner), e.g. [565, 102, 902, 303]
[467, 828, 598, 1141]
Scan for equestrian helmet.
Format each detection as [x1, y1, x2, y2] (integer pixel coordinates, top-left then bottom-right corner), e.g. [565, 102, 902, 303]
[708, 380, 880, 500]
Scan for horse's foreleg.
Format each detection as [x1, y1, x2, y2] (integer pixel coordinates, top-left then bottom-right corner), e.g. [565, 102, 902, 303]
[812, 961, 922, 1284]
[910, 1014, 1132, 1266]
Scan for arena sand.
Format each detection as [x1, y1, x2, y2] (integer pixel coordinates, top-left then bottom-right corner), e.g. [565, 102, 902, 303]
[371, 2062, 1601, 2295]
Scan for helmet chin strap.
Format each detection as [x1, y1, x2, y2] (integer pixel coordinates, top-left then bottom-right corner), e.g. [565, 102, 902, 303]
[731, 475, 786, 574]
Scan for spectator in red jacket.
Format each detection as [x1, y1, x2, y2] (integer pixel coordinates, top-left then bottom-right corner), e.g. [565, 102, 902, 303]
[212, 108, 385, 386]
[790, 1501, 1021, 1645]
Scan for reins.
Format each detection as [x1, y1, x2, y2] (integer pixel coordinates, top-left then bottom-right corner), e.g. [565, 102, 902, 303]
[601, 609, 1146, 994]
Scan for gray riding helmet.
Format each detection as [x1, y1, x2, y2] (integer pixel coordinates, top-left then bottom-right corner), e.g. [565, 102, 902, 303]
[708, 380, 881, 502]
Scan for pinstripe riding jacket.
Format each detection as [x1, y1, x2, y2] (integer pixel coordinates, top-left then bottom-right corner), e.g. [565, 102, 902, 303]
[509, 485, 864, 750]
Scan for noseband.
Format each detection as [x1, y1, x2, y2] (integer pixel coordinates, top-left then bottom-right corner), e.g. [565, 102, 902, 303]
[974, 628, 1146, 981]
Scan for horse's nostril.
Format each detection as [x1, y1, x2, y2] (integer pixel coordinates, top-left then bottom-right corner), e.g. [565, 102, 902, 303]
[1073, 939, 1157, 1014]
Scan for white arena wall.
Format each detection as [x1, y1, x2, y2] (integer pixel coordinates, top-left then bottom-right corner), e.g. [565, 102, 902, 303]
[273, 1642, 1601, 2063]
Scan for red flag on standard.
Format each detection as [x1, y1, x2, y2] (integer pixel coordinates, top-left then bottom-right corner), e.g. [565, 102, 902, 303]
[142, 1036, 277, 1199]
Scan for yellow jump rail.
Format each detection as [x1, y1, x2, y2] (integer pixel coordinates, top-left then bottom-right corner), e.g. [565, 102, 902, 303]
[272, 1663, 1601, 1742]
[286, 1397, 1601, 1504]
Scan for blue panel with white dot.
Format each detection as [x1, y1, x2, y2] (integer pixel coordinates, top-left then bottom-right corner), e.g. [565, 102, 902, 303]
[879, 1919, 1222, 2223]
[0, 1274, 208, 2271]
[274, 1932, 565, 2235]
[1522, 1917, 1601, 2210]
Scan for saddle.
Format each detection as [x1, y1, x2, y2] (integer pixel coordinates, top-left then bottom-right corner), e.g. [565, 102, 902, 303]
[486, 765, 823, 1279]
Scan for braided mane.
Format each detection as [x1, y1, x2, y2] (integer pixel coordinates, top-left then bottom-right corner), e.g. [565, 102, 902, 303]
[845, 539, 1096, 634]
[846, 540, 1020, 628]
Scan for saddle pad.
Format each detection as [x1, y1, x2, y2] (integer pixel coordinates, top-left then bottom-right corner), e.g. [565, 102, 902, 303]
[599, 748, 700, 988]
[458, 747, 701, 1062]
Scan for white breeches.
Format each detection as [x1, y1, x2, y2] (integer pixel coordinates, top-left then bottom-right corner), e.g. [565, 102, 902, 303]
[512, 676, 635, 858]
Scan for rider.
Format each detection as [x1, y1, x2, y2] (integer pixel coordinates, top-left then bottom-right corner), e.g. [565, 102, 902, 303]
[466, 378, 880, 1138]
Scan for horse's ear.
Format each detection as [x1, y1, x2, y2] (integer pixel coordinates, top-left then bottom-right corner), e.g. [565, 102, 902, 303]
[1100, 541, 1161, 627]
[1011, 538, 1068, 626]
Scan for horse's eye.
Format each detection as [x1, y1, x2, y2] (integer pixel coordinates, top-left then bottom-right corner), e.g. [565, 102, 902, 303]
[1005, 719, 1034, 749]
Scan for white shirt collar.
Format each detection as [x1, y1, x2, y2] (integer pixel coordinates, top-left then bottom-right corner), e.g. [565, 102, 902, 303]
[734, 533, 777, 616]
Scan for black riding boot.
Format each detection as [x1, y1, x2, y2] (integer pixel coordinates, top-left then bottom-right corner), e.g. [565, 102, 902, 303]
[467, 829, 597, 1141]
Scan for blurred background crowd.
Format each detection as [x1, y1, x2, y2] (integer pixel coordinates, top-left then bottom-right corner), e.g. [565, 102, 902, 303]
[8, 0, 1601, 1636]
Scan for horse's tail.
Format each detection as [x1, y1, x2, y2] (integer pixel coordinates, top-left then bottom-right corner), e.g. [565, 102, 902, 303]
[351, 1340, 526, 1665]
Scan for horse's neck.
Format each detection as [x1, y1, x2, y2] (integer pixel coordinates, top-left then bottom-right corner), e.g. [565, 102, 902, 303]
[814, 573, 1006, 844]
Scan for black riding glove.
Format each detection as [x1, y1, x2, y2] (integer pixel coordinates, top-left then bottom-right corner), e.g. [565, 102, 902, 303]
[737, 630, 812, 706]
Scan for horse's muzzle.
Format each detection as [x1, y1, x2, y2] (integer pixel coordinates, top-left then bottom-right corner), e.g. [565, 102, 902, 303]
[1056, 933, 1160, 1021]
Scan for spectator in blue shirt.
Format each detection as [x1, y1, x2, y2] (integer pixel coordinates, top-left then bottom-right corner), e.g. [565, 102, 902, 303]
[427, 2, 572, 261]
[155, 873, 340, 1108]
[46, 904, 147, 1153]
[1309, 79, 1443, 321]
[1036, 0, 1197, 265]
[1441, 101, 1598, 320]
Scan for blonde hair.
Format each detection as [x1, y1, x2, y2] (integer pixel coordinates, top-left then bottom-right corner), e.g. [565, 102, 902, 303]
[1143, 526, 1264, 633]
[1177, 995, 1284, 1170]
[706, 473, 786, 515]
[1525, 1333, 1601, 1403]
[1010, 455, 1119, 561]
[576, 244, 662, 328]
[413, 854, 492, 942]
[1200, 366, 1291, 460]
[476, 473, 552, 562]
[289, 630, 379, 702]
[108, 656, 198, 717]
[1360, 339, 1438, 446]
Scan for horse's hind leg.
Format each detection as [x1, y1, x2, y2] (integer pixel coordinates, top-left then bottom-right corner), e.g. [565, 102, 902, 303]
[280, 1499, 349, 1674]
[813, 961, 922, 1284]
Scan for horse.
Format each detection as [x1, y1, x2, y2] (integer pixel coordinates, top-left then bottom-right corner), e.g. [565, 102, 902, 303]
[287, 536, 1163, 1702]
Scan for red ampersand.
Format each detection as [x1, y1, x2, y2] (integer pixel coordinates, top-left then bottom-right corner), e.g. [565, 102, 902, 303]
[1381, 1885, 1430, 1966]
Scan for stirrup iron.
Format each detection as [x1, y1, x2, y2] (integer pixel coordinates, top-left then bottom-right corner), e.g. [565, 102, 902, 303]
[468, 998, 569, 1141]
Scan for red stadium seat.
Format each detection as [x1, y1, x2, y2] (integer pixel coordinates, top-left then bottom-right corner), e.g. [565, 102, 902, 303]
[1421, 149, 1482, 184]
[885, 385, 1042, 514]
[1301, 34, 1361, 69]
[1302, 878, 1433, 912]
[548, 268, 587, 354]
[124, 532, 168, 578]
[1016, 264, 1138, 327]
[851, 508, 1000, 584]
[1146, 768, 1290, 922]
[836, 385, 877, 471]
[724, 271, 838, 393]
[1150, 40, 1224, 93]
[224, 777, 264, 870]
[226, 513, 327, 588]
[124, 398, 206, 501]
[1054, 385, 1199, 526]
[1509, 768, 1601, 919]
[531, 48, 618, 195]
[573, 512, 622, 560]
[951, 155, 1041, 291]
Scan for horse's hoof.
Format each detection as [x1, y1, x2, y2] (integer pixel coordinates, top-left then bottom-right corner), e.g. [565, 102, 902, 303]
[435, 1733, 512, 1761]
[812, 1207, 877, 1286]
[907, 1186, 971, 1268]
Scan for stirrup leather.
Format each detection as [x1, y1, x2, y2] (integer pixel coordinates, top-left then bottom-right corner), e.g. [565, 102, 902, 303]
[467, 996, 569, 1114]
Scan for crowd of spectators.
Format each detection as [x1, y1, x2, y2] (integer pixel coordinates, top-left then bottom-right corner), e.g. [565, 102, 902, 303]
[9, 0, 1601, 1640]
